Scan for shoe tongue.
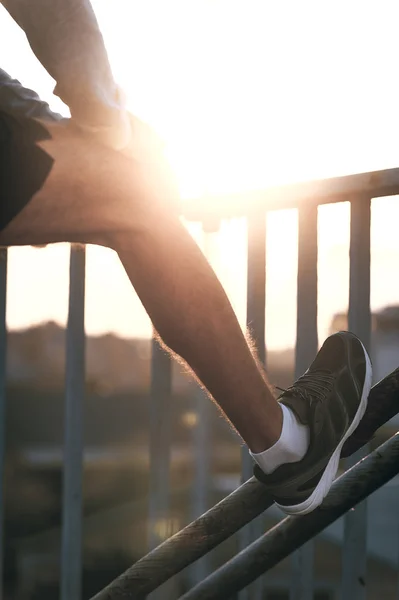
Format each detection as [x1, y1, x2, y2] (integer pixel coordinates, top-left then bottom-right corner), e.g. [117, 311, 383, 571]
[279, 393, 310, 426]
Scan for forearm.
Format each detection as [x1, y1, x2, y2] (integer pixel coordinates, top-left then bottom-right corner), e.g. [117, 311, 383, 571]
[2, 0, 126, 134]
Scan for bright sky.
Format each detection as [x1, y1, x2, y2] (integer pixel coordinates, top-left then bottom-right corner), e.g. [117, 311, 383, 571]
[1, 0, 399, 349]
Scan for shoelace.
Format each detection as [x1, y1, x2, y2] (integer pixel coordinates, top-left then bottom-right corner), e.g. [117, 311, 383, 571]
[276, 369, 336, 405]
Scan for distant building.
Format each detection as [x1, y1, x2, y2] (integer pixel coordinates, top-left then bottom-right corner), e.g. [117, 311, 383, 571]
[330, 305, 399, 425]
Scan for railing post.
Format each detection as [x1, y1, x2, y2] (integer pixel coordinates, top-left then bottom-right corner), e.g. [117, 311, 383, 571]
[239, 211, 266, 600]
[291, 203, 318, 600]
[348, 196, 372, 352]
[0, 249, 7, 600]
[190, 222, 219, 586]
[341, 195, 371, 600]
[61, 244, 86, 600]
[191, 382, 212, 584]
[147, 335, 174, 599]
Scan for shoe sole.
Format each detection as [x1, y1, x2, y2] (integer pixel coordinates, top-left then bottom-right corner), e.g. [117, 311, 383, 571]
[276, 340, 373, 516]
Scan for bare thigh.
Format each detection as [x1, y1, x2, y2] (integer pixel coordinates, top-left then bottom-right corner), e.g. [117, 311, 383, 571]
[0, 119, 178, 248]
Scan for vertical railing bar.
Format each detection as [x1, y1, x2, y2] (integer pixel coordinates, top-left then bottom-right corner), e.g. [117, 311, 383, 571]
[147, 339, 172, 550]
[61, 244, 86, 600]
[238, 211, 266, 600]
[291, 203, 318, 600]
[190, 226, 215, 586]
[148, 332, 173, 599]
[341, 195, 371, 600]
[190, 384, 211, 582]
[246, 213, 267, 368]
[348, 195, 372, 356]
[397, 516, 399, 600]
[0, 248, 7, 600]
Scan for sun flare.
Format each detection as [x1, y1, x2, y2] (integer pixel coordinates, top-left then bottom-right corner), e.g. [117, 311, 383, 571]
[92, 0, 399, 207]
[1, 0, 399, 349]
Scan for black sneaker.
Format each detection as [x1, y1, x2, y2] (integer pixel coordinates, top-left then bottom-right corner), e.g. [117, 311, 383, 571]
[341, 365, 399, 458]
[253, 331, 372, 515]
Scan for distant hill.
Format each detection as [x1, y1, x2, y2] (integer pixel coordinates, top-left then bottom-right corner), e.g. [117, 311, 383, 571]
[6, 305, 399, 395]
[5, 321, 296, 393]
[330, 305, 399, 335]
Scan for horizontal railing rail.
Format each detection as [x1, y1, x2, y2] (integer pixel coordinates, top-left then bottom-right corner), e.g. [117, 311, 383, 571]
[182, 167, 399, 220]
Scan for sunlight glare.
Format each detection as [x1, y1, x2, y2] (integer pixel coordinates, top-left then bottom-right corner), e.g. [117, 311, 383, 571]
[2, 1, 399, 348]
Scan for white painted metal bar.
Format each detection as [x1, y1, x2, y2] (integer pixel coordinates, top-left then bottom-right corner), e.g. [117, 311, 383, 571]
[0, 249, 7, 599]
[290, 543, 315, 600]
[190, 385, 211, 585]
[147, 335, 173, 599]
[341, 195, 371, 600]
[291, 204, 318, 600]
[239, 212, 266, 600]
[184, 167, 399, 221]
[61, 244, 86, 600]
[190, 227, 216, 586]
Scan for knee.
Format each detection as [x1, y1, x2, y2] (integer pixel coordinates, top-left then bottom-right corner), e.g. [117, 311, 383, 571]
[44, 126, 182, 247]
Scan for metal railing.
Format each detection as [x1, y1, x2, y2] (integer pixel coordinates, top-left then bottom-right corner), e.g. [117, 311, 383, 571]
[1, 167, 399, 600]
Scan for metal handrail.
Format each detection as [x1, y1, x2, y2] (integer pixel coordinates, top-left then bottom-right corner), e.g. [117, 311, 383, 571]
[181, 431, 399, 600]
[91, 368, 399, 600]
[182, 167, 399, 221]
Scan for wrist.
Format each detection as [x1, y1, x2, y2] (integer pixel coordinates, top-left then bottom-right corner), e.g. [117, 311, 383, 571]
[72, 86, 132, 150]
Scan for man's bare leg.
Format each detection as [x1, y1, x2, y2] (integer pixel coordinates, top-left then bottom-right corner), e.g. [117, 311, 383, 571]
[0, 121, 282, 452]
[0, 121, 373, 515]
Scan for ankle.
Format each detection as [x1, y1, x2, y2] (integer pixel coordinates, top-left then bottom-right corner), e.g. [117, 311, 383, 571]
[251, 404, 310, 475]
[246, 403, 284, 454]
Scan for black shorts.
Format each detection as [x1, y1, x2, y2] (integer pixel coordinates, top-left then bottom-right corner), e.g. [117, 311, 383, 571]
[0, 111, 54, 232]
